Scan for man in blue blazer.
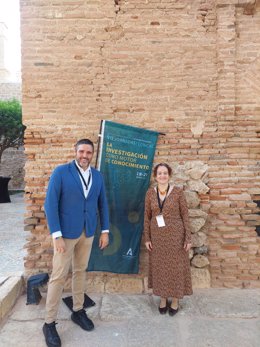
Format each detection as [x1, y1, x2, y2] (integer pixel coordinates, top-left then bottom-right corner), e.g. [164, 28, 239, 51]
[43, 139, 109, 347]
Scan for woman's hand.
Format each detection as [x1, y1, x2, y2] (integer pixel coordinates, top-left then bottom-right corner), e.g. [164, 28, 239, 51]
[145, 241, 153, 251]
[184, 242, 192, 252]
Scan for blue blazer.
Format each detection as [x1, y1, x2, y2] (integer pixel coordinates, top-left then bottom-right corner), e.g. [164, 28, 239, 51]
[44, 161, 109, 239]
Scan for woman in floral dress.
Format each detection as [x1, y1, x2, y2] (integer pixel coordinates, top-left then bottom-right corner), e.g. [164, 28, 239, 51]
[143, 163, 192, 316]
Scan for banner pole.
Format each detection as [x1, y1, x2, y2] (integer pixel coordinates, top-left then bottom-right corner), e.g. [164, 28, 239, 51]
[95, 120, 104, 169]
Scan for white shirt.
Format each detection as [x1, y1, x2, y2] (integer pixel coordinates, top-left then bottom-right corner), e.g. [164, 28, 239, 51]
[52, 160, 109, 239]
[74, 160, 92, 198]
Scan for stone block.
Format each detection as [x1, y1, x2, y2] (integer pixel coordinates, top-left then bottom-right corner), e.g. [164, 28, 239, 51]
[191, 268, 211, 288]
[86, 275, 105, 293]
[191, 232, 207, 248]
[189, 248, 194, 260]
[193, 244, 209, 254]
[105, 277, 143, 294]
[188, 180, 210, 194]
[186, 166, 208, 180]
[0, 276, 24, 321]
[190, 217, 207, 233]
[229, 193, 251, 201]
[189, 209, 208, 219]
[248, 188, 260, 194]
[191, 255, 210, 268]
[185, 191, 200, 208]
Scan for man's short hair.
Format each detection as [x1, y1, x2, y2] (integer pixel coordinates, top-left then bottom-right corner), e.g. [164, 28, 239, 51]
[75, 139, 94, 151]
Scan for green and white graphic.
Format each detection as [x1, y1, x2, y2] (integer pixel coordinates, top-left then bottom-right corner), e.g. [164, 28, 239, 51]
[88, 120, 158, 274]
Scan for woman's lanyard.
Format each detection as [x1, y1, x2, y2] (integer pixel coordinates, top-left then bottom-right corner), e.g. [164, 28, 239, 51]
[74, 162, 91, 191]
[156, 184, 170, 214]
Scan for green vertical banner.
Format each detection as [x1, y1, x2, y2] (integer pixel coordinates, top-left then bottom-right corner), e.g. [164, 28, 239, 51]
[88, 120, 159, 274]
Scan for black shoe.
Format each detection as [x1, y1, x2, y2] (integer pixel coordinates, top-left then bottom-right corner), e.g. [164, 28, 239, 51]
[168, 306, 179, 316]
[158, 300, 168, 315]
[158, 305, 168, 314]
[71, 309, 94, 331]
[42, 322, 61, 347]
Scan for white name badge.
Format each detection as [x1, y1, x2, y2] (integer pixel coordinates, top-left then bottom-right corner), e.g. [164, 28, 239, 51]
[156, 214, 165, 227]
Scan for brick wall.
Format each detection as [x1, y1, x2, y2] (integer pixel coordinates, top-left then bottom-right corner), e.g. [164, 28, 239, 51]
[208, 1, 260, 288]
[21, 0, 260, 291]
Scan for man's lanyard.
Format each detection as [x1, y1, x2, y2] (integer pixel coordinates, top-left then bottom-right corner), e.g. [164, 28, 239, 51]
[156, 184, 170, 214]
[74, 162, 91, 191]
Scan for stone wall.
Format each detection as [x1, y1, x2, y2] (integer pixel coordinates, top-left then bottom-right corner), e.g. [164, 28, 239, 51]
[21, 0, 260, 291]
[0, 146, 25, 190]
[0, 83, 21, 101]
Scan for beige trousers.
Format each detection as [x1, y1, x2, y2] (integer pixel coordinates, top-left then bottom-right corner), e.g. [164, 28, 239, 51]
[45, 232, 93, 323]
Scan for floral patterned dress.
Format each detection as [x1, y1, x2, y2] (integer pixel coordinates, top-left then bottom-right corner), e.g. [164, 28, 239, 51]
[143, 186, 193, 298]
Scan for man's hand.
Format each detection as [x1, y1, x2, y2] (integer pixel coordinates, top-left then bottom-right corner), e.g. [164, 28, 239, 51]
[54, 237, 66, 253]
[99, 233, 109, 250]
